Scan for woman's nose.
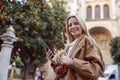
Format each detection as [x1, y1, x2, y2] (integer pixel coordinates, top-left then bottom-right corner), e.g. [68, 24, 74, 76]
[71, 24, 75, 27]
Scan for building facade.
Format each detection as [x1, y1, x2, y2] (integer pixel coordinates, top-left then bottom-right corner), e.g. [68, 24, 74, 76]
[66, 0, 120, 66]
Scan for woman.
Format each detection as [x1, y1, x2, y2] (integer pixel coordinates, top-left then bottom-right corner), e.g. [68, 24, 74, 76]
[45, 14, 105, 80]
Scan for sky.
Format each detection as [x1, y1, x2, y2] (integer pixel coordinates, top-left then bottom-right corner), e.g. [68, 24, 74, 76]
[16, 0, 26, 3]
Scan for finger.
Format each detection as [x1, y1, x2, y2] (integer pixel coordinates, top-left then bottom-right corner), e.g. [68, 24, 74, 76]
[47, 50, 53, 59]
[44, 48, 47, 52]
[46, 49, 51, 55]
[45, 50, 51, 59]
[49, 53, 54, 58]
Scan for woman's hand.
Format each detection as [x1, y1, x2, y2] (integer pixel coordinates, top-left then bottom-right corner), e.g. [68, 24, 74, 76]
[61, 55, 73, 66]
[45, 49, 53, 60]
[45, 49, 56, 64]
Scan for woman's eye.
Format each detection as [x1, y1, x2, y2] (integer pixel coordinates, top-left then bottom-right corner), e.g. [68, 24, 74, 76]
[74, 22, 79, 25]
[68, 22, 79, 27]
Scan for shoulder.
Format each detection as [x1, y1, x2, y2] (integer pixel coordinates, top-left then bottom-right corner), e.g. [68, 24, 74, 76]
[84, 35, 99, 50]
[84, 36, 94, 46]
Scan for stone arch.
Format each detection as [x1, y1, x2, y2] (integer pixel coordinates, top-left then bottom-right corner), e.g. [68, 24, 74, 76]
[89, 27, 112, 49]
[89, 27, 113, 66]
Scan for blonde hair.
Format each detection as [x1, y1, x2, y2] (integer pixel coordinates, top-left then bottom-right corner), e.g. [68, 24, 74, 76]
[66, 14, 88, 42]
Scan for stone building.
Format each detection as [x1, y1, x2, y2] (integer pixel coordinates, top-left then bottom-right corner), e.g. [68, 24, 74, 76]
[65, 0, 120, 66]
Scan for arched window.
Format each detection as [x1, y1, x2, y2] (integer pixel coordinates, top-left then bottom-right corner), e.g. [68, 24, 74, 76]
[95, 5, 100, 19]
[104, 5, 109, 19]
[87, 6, 92, 20]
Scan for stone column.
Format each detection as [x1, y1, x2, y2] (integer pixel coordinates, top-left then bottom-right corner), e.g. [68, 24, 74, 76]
[80, 0, 86, 19]
[76, 0, 85, 20]
[0, 25, 18, 80]
[110, 0, 116, 19]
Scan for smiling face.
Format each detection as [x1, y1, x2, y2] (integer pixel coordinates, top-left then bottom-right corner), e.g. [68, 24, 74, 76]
[68, 17, 82, 39]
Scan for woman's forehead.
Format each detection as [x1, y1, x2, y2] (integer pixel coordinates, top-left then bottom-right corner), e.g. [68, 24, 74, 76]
[68, 17, 78, 23]
[68, 17, 77, 20]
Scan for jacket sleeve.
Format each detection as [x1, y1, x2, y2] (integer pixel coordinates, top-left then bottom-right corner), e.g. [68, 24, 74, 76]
[70, 37, 105, 78]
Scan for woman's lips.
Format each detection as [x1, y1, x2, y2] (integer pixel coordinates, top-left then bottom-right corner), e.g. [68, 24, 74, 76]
[70, 27, 79, 33]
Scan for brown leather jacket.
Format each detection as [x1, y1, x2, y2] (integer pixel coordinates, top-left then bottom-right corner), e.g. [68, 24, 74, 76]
[52, 36, 105, 80]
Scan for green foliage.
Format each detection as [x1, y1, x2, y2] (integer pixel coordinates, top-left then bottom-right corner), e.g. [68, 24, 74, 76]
[0, 0, 68, 79]
[110, 36, 120, 65]
[14, 73, 23, 79]
[10, 56, 24, 68]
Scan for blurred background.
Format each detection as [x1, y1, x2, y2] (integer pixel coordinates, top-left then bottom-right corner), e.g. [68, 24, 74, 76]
[0, 0, 120, 80]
